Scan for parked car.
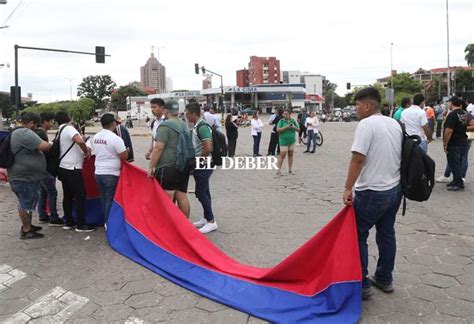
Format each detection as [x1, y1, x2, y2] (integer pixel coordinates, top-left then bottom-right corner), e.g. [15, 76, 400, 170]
[241, 107, 255, 115]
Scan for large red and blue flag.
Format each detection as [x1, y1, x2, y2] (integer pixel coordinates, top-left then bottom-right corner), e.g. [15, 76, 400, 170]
[106, 162, 362, 323]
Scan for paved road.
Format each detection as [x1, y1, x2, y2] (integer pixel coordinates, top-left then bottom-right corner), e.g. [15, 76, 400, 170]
[0, 117, 473, 323]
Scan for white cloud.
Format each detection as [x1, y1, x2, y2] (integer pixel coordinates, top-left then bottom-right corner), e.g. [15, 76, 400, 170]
[0, 0, 472, 101]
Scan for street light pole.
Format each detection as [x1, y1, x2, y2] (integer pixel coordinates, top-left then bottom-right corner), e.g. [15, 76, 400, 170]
[446, 0, 451, 97]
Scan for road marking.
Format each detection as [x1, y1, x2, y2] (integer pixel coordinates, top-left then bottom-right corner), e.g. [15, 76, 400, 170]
[125, 317, 144, 324]
[0, 264, 27, 292]
[5, 286, 89, 323]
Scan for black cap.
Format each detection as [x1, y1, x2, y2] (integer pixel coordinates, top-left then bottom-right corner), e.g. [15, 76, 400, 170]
[100, 113, 117, 127]
[448, 96, 463, 107]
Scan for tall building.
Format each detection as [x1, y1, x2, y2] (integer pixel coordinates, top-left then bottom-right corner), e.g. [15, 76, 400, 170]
[140, 52, 166, 93]
[202, 76, 212, 89]
[236, 68, 249, 87]
[280, 70, 325, 95]
[166, 77, 173, 92]
[248, 56, 280, 85]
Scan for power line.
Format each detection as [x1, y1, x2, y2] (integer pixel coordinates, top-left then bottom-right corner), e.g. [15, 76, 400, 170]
[1, 0, 23, 26]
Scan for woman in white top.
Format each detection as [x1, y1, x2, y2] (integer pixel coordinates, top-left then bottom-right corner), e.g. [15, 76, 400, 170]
[304, 111, 319, 153]
[250, 111, 264, 156]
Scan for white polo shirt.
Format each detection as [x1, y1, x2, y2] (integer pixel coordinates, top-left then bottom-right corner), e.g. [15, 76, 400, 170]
[151, 115, 166, 142]
[400, 105, 428, 141]
[351, 114, 402, 191]
[92, 129, 127, 176]
[59, 124, 85, 170]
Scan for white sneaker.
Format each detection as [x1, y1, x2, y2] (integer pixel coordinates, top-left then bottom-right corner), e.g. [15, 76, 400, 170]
[436, 175, 452, 183]
[193, 218, 207, 228]
[199, 222, 217, 234]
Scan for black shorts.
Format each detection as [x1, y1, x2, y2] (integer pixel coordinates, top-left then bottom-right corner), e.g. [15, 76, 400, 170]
[154, 165, 190, 193]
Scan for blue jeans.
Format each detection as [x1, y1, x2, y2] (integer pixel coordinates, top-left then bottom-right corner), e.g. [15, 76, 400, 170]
[444, 141, 471, 179]
[306, 130, 316, 152]
[253, 132, 262, 155]
[193, 169, 214, 222]
[419, 140, 428, 153]
[353, 185, 402, 288]
[95, 175, 119, 222]
[38, 175, 59, 220]
[446, 143, 469, 188]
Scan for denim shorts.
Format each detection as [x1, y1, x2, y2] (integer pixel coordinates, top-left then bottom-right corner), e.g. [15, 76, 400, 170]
[10, 180, 41, 212]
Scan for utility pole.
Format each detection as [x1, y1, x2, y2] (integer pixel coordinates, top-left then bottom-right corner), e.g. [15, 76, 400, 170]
[446, 0, 451, 97]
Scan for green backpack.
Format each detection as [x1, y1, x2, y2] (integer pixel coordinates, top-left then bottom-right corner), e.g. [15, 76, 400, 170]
[160, 120, 196, 173]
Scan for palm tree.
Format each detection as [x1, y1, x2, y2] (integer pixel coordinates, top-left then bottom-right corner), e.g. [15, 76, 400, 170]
[465, 44, 474, 67]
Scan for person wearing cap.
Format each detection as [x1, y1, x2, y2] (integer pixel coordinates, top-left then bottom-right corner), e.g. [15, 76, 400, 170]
[8, 112, 52, 239]
[443, 96, 474, 191]
[91, 114, 129, 222]
[148, 100, 191, 217]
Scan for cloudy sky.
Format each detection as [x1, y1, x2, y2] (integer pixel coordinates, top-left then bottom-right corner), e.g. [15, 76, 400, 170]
[0, 0, 472, 103]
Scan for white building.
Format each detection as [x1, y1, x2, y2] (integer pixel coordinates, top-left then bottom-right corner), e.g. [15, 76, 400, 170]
[281, 71, 324, 95]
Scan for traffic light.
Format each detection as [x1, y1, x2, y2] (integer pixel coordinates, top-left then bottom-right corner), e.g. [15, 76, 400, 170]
[346, 82, 351, 90]
[194, 63, 199, 74]
[201, 66, 206, 74]
[10, 86, 20, 106]
[95, 46, 105, 63]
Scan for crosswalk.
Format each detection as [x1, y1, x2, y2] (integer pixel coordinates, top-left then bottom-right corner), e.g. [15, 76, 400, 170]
[0, 264, 145, 324]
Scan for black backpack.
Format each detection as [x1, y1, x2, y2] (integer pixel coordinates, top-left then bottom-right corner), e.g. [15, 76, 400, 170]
[197, 122, 227, 166]
[398, 122, 436, 215]
[0, 128, 23, 168]
[49, 125, 75, 177]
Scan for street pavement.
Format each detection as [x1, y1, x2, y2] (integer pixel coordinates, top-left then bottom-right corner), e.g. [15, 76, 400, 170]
[0, 116, 473, 323]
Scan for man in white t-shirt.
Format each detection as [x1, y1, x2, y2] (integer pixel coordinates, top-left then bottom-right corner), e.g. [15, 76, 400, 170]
[203, 106, 215, 126]
[92, 114, 128, 222]
[145, 98, 166, 160]
[400, 93, 432, 152]
[55, 111, 96, 233]
[303, 110, 319, 153]
[342, 88, 403, 301]
[467, 99, 474, 117]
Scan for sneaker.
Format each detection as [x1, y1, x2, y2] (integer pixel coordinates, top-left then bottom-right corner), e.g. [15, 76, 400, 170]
[49, 219, 64, 227]
[303, 150, 309, 153]
[310, 151, 315, 153]
[30, 225, 43, 232]
[75, 225, 96, 233]
[436, 175, 452, 183]
[369, 275, 394, 293]
[62, 222, 75, 230]
[447, 186, 464, 191]
[361, 287, 374, 300]
[193, 218, 207, 228]
[38, 217, 49, 224]
[199, 221, 218, 234]
[21, 230, 44, 240]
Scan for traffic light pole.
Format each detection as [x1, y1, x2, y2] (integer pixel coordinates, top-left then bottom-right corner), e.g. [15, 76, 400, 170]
[204, 68, 224, 117]
[13, 44, 111, 117]
[196, 64, 224, 117]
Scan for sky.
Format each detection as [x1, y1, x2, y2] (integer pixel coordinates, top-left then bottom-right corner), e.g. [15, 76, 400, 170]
[0, 0, 472, 103]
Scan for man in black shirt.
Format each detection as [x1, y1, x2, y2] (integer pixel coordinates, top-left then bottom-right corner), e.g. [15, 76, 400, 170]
[35, 113, 62, 225]
[443, 96, 474, 191]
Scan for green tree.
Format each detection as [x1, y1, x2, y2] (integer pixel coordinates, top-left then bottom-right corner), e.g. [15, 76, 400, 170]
[110, 85, 147, 112]
[68, 98, 95, 121]
[465, 43, 474, 67]
[454, 69, 474, 92]
[0, 92, 15, 119]
[390, 73, 422, 94]
[77, 75, 116, 112]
